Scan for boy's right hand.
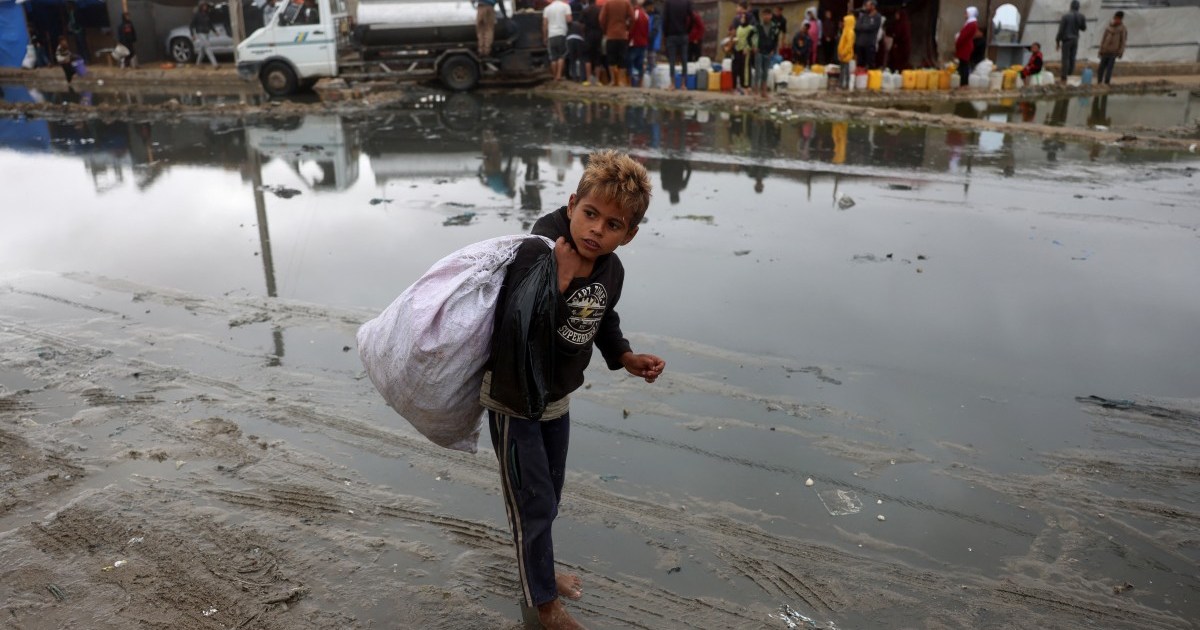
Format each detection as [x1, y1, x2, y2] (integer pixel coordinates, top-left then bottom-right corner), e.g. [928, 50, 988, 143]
[554, 237, 586, 293]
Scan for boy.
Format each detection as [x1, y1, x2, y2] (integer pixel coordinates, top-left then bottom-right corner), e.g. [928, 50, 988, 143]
[482, 151, 665, 630]
[1097, 11, 1126, 85]
[754, 8, 780, 97]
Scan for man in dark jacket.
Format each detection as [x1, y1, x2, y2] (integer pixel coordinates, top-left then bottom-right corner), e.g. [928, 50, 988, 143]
[854, 0, 882, 70]
[117, 12, 137, 68]
[661, 0, 692, 88]
[190, 2, 219, 68]
[1055, 0, 1087, 80]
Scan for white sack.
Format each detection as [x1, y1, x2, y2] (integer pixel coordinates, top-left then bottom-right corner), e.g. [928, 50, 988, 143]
[22, 44, 36, 69]
[357, 234, 553, 453]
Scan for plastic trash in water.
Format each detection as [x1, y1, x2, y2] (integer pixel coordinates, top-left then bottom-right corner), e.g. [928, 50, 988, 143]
[769, 603, 840, 629]
[816, 489, 862, 516]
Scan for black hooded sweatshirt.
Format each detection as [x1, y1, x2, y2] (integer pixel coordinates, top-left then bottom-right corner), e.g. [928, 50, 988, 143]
[486, 207, 632, 408]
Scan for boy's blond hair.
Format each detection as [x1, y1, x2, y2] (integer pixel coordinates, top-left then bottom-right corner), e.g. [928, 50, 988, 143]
[576, 150, 652, 228]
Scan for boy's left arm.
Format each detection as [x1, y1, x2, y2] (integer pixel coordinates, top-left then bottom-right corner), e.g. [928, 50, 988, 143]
[595, 302, 666, 384]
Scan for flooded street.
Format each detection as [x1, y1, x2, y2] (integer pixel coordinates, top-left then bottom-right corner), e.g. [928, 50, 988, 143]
[1, 92, 1199, 629]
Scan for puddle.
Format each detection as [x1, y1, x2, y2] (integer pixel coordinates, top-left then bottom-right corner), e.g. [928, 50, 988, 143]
[1, 91, 1199, 627]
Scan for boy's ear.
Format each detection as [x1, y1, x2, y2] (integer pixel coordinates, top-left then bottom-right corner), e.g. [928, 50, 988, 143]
[567, 193, 577, 216]
[621, 224, 639, 246]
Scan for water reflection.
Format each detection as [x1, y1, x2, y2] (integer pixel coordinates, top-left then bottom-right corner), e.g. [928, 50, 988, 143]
[894, 91, 1198, 131]
[0, 92, 1192, 205]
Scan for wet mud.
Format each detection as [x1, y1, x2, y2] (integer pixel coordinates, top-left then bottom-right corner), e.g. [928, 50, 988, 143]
[1, 86, 1199, 629]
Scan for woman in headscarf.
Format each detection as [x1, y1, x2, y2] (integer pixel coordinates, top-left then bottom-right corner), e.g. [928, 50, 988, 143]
[805, 8, 820, 66]
[954, 6, 978, 89]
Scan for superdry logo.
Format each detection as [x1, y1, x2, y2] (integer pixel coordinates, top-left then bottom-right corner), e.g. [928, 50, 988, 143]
[559, 283, 607, 345]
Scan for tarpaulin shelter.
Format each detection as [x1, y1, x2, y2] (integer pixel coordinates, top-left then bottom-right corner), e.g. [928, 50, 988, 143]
[0, 0, 31, 67]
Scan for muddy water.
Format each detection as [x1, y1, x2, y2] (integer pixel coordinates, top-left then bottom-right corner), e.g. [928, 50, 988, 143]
[893, 90, 1200, 130]
[1, 93, 1199, 629]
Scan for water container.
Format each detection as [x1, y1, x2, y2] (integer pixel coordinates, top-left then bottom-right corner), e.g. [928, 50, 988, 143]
[902, 70, 916, 90]
[697, 69, 708, 90]
[697, 56, 712, 71]
[653, 65, 670, 88]
[938, 70, 950, 90]
[697, 110, 709, 123]
[1002, 69, 1017, 90]
[722, 58, 733, 72]
[867, 69, 883, 91]
[950, 72, 961, 89]
[855, 71, 868, 89]
[812, 64, 825, 75]
[1081, 66, 1093, 85]
[685, 73, 697, 90]
[988, 72, 1003, 90]
[969, 74, 988, 89]
[708, 70, 721, 91]
[780, 61, 793, 76]
[914, 70, 927, 90]
[720, 70, 734, 91]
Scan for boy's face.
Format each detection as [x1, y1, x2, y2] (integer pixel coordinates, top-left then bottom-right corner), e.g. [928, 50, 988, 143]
[566, 193, 638, 262]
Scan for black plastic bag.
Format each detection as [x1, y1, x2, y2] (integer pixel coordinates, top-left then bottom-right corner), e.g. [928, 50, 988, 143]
[488, 249, 558, 420]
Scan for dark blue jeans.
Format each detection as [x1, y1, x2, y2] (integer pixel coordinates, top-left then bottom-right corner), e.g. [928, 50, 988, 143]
[489, 410, 570, 607]
[627, 46, 647, 85]
[1097, 54, 1116, 84]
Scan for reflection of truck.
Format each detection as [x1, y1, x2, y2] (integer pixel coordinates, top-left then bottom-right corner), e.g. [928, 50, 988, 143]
[247, 115, 359, 190]
[235, 0, 547, 96]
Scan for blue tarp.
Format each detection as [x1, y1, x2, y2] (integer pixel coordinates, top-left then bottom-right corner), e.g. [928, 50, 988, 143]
[0, 1, 30, 68]
[0, 86, 51, 153]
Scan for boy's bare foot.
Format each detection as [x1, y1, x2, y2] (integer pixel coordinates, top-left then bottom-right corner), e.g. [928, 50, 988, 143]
[556, 572, 583, 600]
[537, 598, 587, 630]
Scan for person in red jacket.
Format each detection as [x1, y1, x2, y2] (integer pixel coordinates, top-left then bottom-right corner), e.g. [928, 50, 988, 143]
[628, 0, 650, 86]
[687, 8, 704, 62]
[955, 6, 978, 89]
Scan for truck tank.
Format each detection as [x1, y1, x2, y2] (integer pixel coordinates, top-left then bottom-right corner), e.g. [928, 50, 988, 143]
[353, 0, 534, 50]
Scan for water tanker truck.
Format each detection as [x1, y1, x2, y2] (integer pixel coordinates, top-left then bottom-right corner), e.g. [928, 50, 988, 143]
[236, 0, 547, 96]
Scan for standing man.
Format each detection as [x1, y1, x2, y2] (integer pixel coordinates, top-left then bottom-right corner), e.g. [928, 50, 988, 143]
[661, 0, 692, 89]
[262, 0, 280, 25]
[190, 2, 219, 68]
[544, 0, 572, 81]
[600, 0, 635, 86]
[116, 12, 137, 69]
[475, 0, 508, 59]
[1097, 11, 1126, 85]
[854, 0, 882, 70]
[645, 0, 662, 76]
[1055, 0, 1087, 81]
[820, 9, 836, 64]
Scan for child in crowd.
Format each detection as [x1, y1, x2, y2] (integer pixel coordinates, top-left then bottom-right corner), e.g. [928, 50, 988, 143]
[483, 150, 665, 630]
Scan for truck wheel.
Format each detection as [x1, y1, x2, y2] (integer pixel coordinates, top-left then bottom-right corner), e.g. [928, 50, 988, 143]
[439, 56, 480, 92]
[261, 62, 298, 97]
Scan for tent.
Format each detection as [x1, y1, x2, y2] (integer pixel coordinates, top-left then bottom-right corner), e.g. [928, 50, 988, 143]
[0, 0, 30, 67]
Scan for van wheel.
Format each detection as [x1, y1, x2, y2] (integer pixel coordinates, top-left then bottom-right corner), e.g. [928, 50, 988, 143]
[261, 62, 298, 97]
[439, 55, 480, 91]
[169, 37, 195, 64]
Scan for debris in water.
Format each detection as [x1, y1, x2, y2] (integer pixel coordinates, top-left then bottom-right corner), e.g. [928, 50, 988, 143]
[887, 183, 913, 191]
[600, 474, 620, 482]
[836, 193, 855, 210]
[733, 250, 751, 256]
[674, 214, 715, 225]
[262, 185, 301, 199]
[443, 212, 476, 226]
[1112, 581, 1134, 595]
[805, 478, 814, 487]
[47, 584, 66, 601]
[201, 607, 218, 617]
[877, 515, 886, 522]
[369, 198, 393, 205]
[622, 409, 630, 418]
[817, 489, 862, 516]
[667, 566, 681, 574]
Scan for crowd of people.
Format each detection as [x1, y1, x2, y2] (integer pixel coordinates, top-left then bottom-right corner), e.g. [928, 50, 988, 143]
[526, 0, 1134, 95]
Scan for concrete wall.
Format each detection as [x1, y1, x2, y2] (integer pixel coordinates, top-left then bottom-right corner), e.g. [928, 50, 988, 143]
[1023, 0, 1200, 64]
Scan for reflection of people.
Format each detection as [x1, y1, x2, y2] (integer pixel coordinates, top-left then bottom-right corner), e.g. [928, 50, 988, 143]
[480, 130, 515, 197]
[191, 2, 219, 68]
[1047, 97, 1070, 126]
[1087, 94, 1110, 128]
[831, 121, 847, 165]
[483, 150, 663, 630]
[66, 1, 88, 61]
[955, 7, 978, 89]
[659, 157, 690, 203]
[1097, 11, 1126, 85]
[1055, 0, 1087, 81]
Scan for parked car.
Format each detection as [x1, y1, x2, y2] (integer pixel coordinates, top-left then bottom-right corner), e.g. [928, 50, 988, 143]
[164, 1, 266, 63]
